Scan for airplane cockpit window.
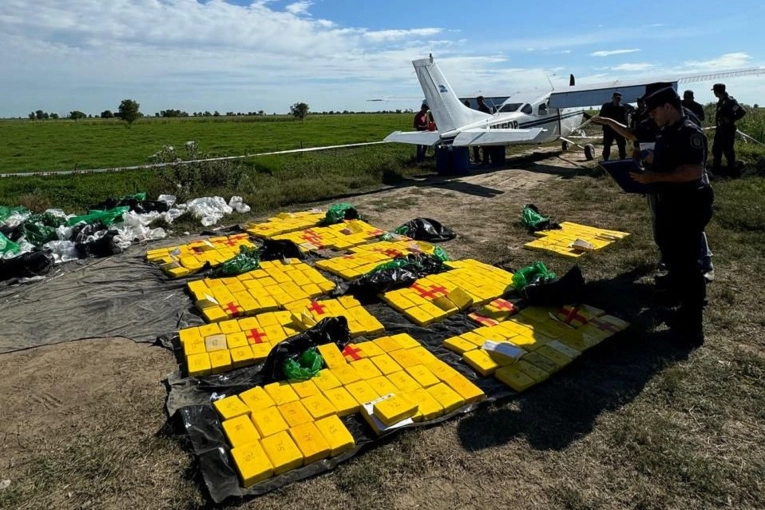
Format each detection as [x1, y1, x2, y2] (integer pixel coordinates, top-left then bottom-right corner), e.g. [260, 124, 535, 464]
[538, 103, 548, 115]
[498, 102, 522, 113]
[521, 103, 533, 115]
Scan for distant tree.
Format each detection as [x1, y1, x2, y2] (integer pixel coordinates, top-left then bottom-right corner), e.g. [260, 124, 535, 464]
[28, 111, 35, 120]
[118, 99, 141, 124]
[43, 112, 50, 120]
[101, 110, 114, 119]
[69, 111, 87, 120]
[258, 110, 265, 116]
[290, 102, 309, 121]
[755, 103, 760, 108]
[35, 110, 45, 120]
[50, 113, 59, 120]
[204, 111, 211, 117]
[214, 111, 220, 117]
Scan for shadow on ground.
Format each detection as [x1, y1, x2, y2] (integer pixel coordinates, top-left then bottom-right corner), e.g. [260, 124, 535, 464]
[457, 266, 701, 453]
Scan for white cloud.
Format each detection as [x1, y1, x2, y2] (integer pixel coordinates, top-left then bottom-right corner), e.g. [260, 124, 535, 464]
[591, 49, 641, 57]
[682, 52, 752, 70]
[362, 28, 443, 43]
[611, 63, 654, 72]
[285, 1, 312, 16]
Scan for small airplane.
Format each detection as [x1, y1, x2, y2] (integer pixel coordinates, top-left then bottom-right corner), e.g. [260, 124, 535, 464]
[384, 54, 765, 160]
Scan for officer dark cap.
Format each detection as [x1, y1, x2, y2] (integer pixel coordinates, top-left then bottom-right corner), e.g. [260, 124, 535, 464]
[644, 83, 680, 111]
[712, 83, 725, 92]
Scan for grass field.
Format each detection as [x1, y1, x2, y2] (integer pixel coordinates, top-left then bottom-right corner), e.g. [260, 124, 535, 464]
[0, 113, 413, 173]
[1, 108, 765, 509]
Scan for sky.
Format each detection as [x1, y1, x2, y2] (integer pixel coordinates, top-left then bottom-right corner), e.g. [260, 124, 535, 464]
[2, 0, 765, 117]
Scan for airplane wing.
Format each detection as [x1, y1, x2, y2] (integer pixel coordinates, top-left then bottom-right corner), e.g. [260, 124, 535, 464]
[548, 67, 765, 108]
[452, 128, 547, 146]
[383, 131, 442, 146]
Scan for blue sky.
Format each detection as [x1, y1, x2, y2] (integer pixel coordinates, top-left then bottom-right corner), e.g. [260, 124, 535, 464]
[1, 0, 764, 117]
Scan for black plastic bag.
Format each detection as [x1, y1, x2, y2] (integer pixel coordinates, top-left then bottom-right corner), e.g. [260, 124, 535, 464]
[521, 265, 584, 306]
[72, 221, 123, 258]
[394, 218, 456, 242]
[0, 251, 54, 281]
[260, 316, 351, 383]
[88, 197, 169, 214]
[259, 239, 305, 261]
[344, 253, 447, 300]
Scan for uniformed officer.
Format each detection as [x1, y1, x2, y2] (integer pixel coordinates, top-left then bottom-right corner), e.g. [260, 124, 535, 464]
[599, 92, 628, 160]
[681, 91, 705, 122]
[712, 83, 746, 177]
[630, 83, 714, 344]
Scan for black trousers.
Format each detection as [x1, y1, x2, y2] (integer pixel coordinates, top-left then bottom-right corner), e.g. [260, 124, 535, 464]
[712, 126, 736, 173]
[603, 129, 627, 160]
[653, 186, 714, 319]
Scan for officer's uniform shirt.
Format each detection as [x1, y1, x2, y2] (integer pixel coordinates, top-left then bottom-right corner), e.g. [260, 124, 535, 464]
[715, 95, 743, 127]
[651, 115, 709, 193]
[681, 99, 705, 122]
[600, 101, 628, 127]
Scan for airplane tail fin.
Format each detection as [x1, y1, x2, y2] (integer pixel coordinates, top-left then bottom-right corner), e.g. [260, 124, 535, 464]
[570, 74, 575, 86]
[412, 56, 491, 133]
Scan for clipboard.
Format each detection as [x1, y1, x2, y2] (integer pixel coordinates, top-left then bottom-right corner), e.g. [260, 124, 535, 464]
[598, 159, 651, 194]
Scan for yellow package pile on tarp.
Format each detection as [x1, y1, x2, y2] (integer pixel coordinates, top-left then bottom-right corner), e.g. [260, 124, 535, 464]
[188, 259, 337, 322]
[524, 221, 630, 258]
[209, 333, 484, 488]
[146, 233, 256, 278]
[246, 210, 327, 239]
[316, 240, 438, 280]
[271, 220, 386, 252]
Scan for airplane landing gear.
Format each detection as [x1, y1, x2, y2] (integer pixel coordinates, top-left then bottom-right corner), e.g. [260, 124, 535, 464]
[584, 144, 595, 161]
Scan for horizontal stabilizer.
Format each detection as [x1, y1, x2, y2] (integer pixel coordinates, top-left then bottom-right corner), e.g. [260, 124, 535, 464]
[384, 131, 442, 146]
[452, 128, 546, 147]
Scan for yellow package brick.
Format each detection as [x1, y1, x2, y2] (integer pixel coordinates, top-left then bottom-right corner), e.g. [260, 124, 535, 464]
[246, 210, 326, 239]
[462, 349, 500, 376]
[251, 406, 290, 438]
[444, 373, 486, 404]
[222, 414, 261, 448]
[522, 351, 561, 375]
[409, 387, 444, 422]
[387, 371, 421, 393]
[322, 387, 360, 416]
[230, 441, 274, 487]
[278, 401, 314, 428]
[260, 431, 305, 475]
[350, 358, 383, 380]
[426, 383, 465, 414]
[369, 354, 403, 376]
[495, 364, 537, 392]
[289, 422, 332, 464]
[345, 380, 380, 406]
[264, 382, 300, 406]
[187, 352, 212, 377]
[315, 415, 356, 456]
[331, 365, 362, 386]
[313, 369, 342, 392]
[290, 379, 321, 399]
[404, 365, 440, 388]
[239, 386, 275, 413]
[214, 395, 251, 421]
[209, 350, 233, 374]
[373, 393, 419, 427]
[367, 375, 400, 396]
[301, 394, 336, 421]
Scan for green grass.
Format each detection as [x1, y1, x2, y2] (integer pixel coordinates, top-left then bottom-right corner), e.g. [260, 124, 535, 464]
[0, 113, 413, 173]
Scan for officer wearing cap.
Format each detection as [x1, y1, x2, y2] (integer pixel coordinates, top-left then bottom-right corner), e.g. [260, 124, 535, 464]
[630, 83, 714, 344]
[711, 83, 746, 177]
[681, 91, 705, 123]
[599, 92, 628, 160]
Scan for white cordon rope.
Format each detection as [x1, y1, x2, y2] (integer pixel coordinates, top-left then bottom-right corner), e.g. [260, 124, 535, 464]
[0, 141, 388, 179]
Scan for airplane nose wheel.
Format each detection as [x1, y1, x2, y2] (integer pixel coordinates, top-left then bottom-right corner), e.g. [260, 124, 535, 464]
[584, 144, 595, 161]
[561, 141, 569, 151]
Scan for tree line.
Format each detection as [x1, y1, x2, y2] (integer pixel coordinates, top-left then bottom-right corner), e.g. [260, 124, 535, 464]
[23, 99, 416, 122]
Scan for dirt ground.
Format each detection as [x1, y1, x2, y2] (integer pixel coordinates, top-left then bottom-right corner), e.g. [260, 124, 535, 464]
[2, 147, 763, 509]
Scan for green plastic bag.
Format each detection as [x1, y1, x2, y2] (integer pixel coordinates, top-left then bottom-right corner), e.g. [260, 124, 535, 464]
[521, 204, 559, 232]
[0, 232, 20, 256]
[0, 206, 29, 225]
[21, 213, 67, 247]
[211, 245, 260, 277]
[432, 246, 449, 262]
[283, 347, 324, 381]
[66, 206, 130, 227]
[512, 261, 556, 291]
[321, 203, 360, 225]
[123, 192, 147, 201]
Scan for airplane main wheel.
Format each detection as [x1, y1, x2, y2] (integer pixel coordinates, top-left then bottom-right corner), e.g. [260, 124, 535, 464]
[561, 141, 569, 151]
[584, 144, 595, 161]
